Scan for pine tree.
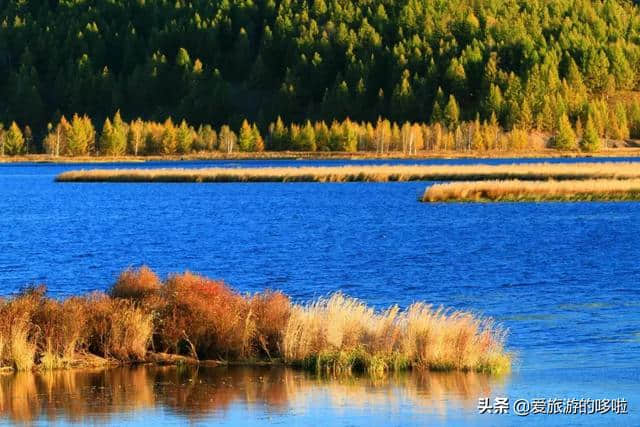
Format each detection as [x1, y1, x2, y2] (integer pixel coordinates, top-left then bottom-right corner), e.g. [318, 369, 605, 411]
[554, 113, 577, 151]
[161, 118, 177, 155]
[444, 95, 460, 130]
[314, 121, 330, 151]
[252, 124, 264, 152]
[100, 118, 117, 156]
[341, 119, 358, 152]
[430, 87, 445, 124]
[485, 84, 503, 120]
[519, 98, 533, 130]
[112, 111, 128, 154]
[176, 120, 194, 154]
[4, 122, 24, 155]
[615, 103, 630, 140]
[628, 99, 640, 139]
[99, 112, 126, 156]
[68, 114, 94, 156]
[297, 121, 316, 151]
[269, 117, 288, 150]
[471, 116, 484, 150]
[238, 120, 254, 151]
[580, 115, 601, 152]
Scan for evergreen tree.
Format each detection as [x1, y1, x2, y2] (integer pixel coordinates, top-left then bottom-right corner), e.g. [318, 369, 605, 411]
[176, 120, 194, 154]
[161, 118, 177, 155]
[444, 95, 460, 130]
[238, 120, 255, 152]
[99, 118, 115, 155]
[297, 121, 316, 151]
[67, 114, 94, 156]
[580, 115, 601, 152]
[252, 124, 264, 152]
[4, 122, 24, 155]
[484, 84, 503, 120]
[628, 100, 640, 139]
[269, 117, 288, 151]
[519, 98, 533, 131]
[554, 113, 577, 150]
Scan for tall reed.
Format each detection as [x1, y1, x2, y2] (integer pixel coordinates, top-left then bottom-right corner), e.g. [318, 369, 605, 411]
[283, 294, 510, 376]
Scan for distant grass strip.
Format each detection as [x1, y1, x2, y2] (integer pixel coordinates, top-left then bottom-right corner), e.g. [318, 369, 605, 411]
[422, 179, 640, 202]
[0, 267, 510, 376]
[56, 162, 640, 183]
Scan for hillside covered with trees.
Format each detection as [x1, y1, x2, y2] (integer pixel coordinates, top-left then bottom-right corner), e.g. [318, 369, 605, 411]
[2, 0, 640, 154]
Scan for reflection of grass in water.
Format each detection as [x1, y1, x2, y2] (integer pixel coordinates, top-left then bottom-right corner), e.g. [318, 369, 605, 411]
[0, 366, 503, 423]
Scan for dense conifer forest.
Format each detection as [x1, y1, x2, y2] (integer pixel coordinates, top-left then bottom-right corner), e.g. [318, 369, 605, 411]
[2, 0, 640, 154]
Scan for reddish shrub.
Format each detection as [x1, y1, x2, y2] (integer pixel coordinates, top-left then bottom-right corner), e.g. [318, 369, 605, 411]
[110, 266, 161, 301]
[157, 272, 249, 360]
[249, 291, 291, 358]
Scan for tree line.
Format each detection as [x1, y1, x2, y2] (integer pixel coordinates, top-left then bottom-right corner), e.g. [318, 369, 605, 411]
[6, 97, 640, 155]
[2, 0, 640, 151]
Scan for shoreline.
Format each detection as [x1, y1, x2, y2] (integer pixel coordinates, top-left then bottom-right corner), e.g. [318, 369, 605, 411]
[5, 148, 640, 164]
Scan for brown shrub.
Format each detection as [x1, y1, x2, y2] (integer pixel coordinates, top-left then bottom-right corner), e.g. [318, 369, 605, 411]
[32, 297, 88, 368]
[85, 293, 152, 361]
[110, 266, 161, 301]
[157, 272, 249, 360]
[249, 291, 291, 359]
[0, 287, 44, 370]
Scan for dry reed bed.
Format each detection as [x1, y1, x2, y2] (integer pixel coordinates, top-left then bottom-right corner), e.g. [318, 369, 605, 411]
[56, 162, 640, 183]
[422, 179, 640, 202]
[0, 267, 510, 376]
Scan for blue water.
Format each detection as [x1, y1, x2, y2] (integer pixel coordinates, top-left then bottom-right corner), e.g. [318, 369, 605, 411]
[1, 158, 639, 425]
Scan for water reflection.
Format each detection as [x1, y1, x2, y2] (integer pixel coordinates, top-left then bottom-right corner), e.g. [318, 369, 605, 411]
[0, 366, 502, 424]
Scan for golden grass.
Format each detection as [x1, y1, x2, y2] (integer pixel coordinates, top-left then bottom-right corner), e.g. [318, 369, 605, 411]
[86, 294, 153, 361]
[283, 294, 509, 376]
[0, 269, 510, 377]
[422, 179, 640, 202]
[56, 162, 640, 183]
[9, 324, 36, 372]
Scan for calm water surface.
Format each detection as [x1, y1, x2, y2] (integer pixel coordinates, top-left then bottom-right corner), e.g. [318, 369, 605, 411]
[0, 158, 639, 425]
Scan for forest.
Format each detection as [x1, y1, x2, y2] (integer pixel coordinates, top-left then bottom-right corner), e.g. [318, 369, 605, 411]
[2, 0, 640, 153]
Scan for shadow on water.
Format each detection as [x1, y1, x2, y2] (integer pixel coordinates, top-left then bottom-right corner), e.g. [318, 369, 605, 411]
[0, 366, 504, 424]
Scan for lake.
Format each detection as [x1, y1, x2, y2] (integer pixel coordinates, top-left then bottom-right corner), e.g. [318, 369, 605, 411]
[1, 158, 639, 425]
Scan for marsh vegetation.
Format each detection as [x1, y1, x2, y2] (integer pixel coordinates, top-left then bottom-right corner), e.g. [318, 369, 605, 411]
[422, 179, 640, 202]
[0, 267, 510, 377]
[56, 162, 640, 183]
